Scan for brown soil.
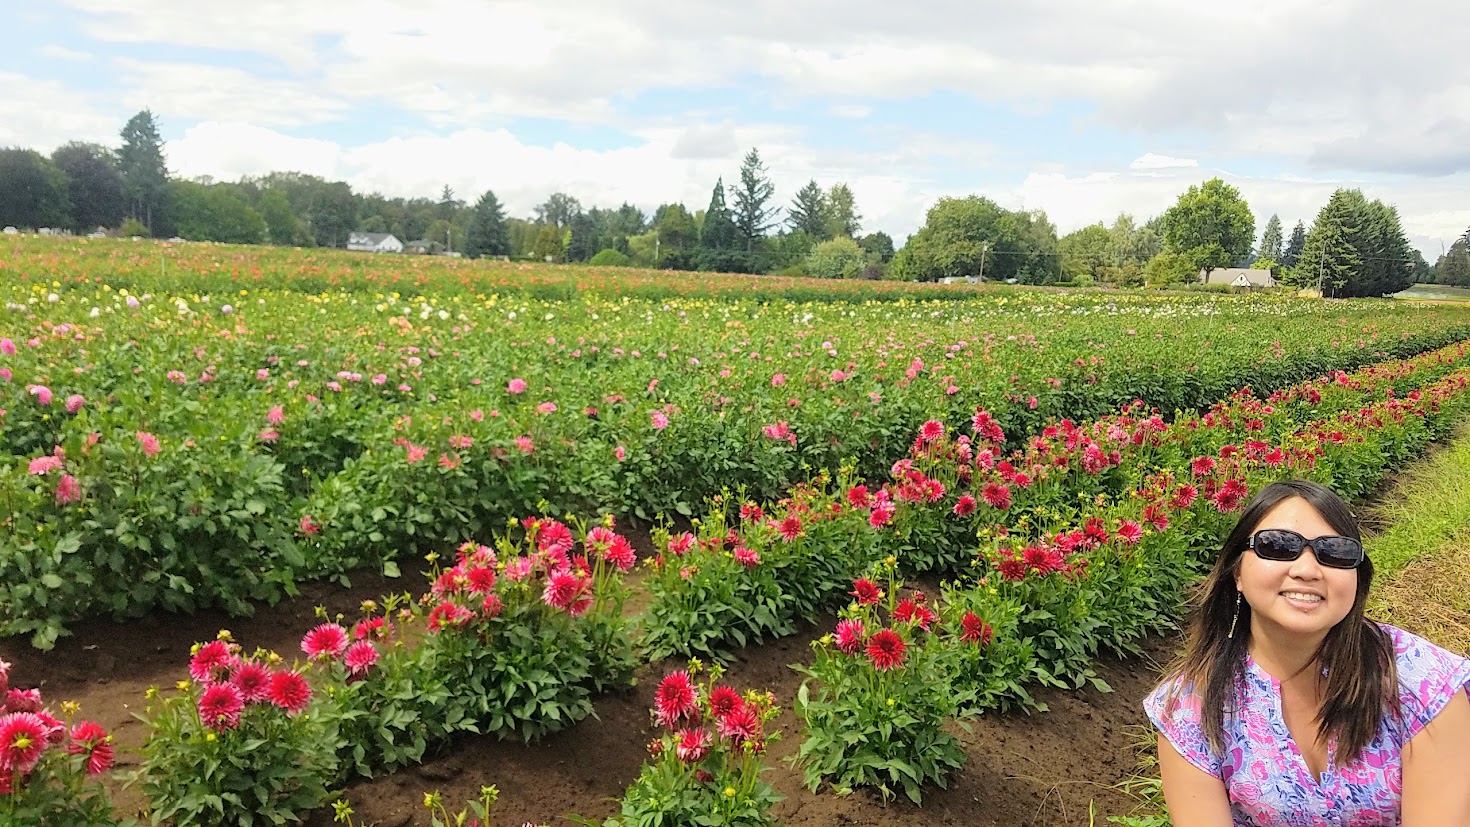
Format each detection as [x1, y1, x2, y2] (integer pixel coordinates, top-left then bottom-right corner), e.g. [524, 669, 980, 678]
[2, 553, 1175, 827]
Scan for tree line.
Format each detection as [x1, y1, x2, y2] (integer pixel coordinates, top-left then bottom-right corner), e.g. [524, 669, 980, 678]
[0, 110, 1452, 297]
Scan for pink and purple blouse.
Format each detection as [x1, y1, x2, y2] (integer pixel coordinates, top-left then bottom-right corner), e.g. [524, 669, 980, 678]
[1145, 623, 1470, 826]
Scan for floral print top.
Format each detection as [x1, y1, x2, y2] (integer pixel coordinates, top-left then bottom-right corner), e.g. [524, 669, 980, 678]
[1145, 623, 1470, 826]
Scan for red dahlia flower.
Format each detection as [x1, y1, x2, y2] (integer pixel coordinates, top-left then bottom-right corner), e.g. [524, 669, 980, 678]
[189, 640, 236, 683]
[866, 629, 907, 671]
[603, 535, 637, 572]
[230, 661, 271, 703]
[654, 671, 698, 727]
[960, 612, 993, 646]
[198, 683, 245, 731]
[675, 727, 710, 763]
[267, 670, 312, 715]
[834, 619, 866, 654]
[716, 705, 761, 744]
[301, 623, 350, 659]
[0, 712, 50, 774]
[848, 578, 882, 605]
[733, 546, 761, 568]
[1116, 520, 1144, 545]
[953, 493, 977, 516]
[708, 685, 742, 718]
[67, 720, 114, 775]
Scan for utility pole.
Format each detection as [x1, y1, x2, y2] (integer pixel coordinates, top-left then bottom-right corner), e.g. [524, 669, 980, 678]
[978, 242, 989, 282]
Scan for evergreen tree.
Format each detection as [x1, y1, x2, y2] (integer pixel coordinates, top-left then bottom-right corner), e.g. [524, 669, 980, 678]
[1291, 191, 1362, 297]
[565, 211, 600, 262]
[1258, 214, 1284, 262]
[698, 178, 743, 272]
[1283, 221, 1307, 268]
[787, 180, 828, 238]
[731, 148, 779, 251]
[117, 109, 170, 234]
[259, 188, 302, 245]
[465, 189, 510, 258]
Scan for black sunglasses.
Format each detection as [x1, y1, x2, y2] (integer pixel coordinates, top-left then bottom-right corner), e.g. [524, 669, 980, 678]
[1248, 529, 1364, 570]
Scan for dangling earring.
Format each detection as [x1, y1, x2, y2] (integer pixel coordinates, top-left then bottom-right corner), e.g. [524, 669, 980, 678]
[1227, 592, 1242, 639]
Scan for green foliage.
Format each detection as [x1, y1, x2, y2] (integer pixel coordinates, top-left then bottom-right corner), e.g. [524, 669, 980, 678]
[1259, 213, 1284, 261]
[1283, 220, 1307, 268]
[804, 236, 870, 279]
[1160, 178, 1255, 274]
[1059, 223, 1113, 282]
[900, 195, 1059, 283]
[118, 109, 170, 234]
[531, 224, 565, 262]
[794, 562, 967, 804]
[858, 231, 895, 263]
[118, 217, 149, 238]
[1142, 250, 1199, 286]
[416, 519, 637, 741]
[1, 425, 300, 650]
[731, 148, 779, 249]
[822, 182, 861, 239]
[589, 248, 632, 267]
[1290, 189, 1415, 297]
[598, 666, 781, 827]
[787, 180, 828, 239]
[51, 142, 126, 232]
[464, 189, 511, 259]
[134, 640, 339, 827]
[171, 181, 267, 244]
[0, 148, 71, 230]
[259, 189, 304, 246]
[1434, 237, 1470, 288]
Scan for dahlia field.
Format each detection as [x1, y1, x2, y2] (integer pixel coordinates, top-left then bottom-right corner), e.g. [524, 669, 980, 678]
[5, 237, 1470, 824]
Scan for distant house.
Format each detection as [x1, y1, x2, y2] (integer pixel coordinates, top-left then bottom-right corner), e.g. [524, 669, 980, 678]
[404, 238, 445, 255]
[939, 275, 983, 285]
[347, 232, 404, 253]
[2, 226, 17, 235]
[1200, 268, 1277, 289]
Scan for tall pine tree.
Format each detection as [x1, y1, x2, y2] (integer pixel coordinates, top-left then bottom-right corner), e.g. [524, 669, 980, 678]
[1258, 214, 1284, 261]
[117, 109, 170, 234]
[731, 148, 779, 252]
[1283, 221, 1307, 268]
[465, 189, 510, 258]
[823, 182, 862, 238]
[1292, 191, 1362, 297]
[698, 178, 742, 272]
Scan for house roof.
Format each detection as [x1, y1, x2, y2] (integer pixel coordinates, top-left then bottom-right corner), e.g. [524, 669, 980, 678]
[348, 232, 397, 245]
[1200, 268, 1277, 287]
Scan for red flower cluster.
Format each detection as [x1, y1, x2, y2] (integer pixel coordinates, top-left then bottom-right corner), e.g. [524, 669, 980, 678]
[186, 638, 314, 730]
[650, 671, 773, 768]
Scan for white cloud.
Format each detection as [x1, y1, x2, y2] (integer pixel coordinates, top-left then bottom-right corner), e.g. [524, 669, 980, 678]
[829, 104, 872, 119]
[38, 44, 94, 61]
[116, 60, 349, 127]
[170, 122, 345, 181]
[1130, 153, 1198, 171]
[0, 72, 119, 150]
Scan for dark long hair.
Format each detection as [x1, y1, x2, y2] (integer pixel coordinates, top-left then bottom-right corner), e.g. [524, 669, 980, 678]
[1161, 480, 1397, 765]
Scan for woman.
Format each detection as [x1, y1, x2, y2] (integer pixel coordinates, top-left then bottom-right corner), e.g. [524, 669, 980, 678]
[1145, 480, 1470, 825]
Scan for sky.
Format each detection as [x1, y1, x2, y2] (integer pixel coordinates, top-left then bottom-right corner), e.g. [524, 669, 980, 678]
[3, 0, 1468, 260]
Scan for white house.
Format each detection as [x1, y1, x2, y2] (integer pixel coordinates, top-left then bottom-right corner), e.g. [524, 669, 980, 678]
[2, 226, 17, 235]
[1200, 268, 1277, 289]
[346, 232, 403, 253]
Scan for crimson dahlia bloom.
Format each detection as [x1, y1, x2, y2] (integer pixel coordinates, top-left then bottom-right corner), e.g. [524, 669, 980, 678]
[189, 640, 236, 683]
[865, 629, 907, 671]
[1117, 520, 1144, 545]
[654, 671, 698, 727]
[952, 493, 977, 516]
[777, 515, 803, 542]
[198, 683, 246, 731]
[0, 712, 49, 774]
[708, 685, 742, 718]
[674, 727, 710, 763]
[67, 720, 114, 775]
[733, 546, 761, 569]
[542, 570, 591, 615]
[301, 623, 350, 659]
[230, 661, 271, 703]
[960, 612, 993, 646]
[848, 578, 881, 605]
[267, 670, 312, 714]
[716, 705, 761, 745]
[834, 619, 866, 654]
[981, 482, 1011, 510]
[54, 474, 82, 505]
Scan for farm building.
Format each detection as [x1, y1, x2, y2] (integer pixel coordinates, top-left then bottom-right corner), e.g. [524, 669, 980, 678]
[346, 232, 404, 253]
[1199, 267, 1277, 289]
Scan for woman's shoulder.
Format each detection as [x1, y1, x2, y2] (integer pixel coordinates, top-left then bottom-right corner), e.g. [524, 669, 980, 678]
[1376, 622, 1470, 681]
[1374, 622, 1470, 737]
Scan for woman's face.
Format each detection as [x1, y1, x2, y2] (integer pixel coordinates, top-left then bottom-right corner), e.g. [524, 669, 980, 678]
[1234, 496, 1359, 646]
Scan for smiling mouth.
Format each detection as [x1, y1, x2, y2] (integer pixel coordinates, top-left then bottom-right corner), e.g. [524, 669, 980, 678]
[1281, 591, 1324, 604]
